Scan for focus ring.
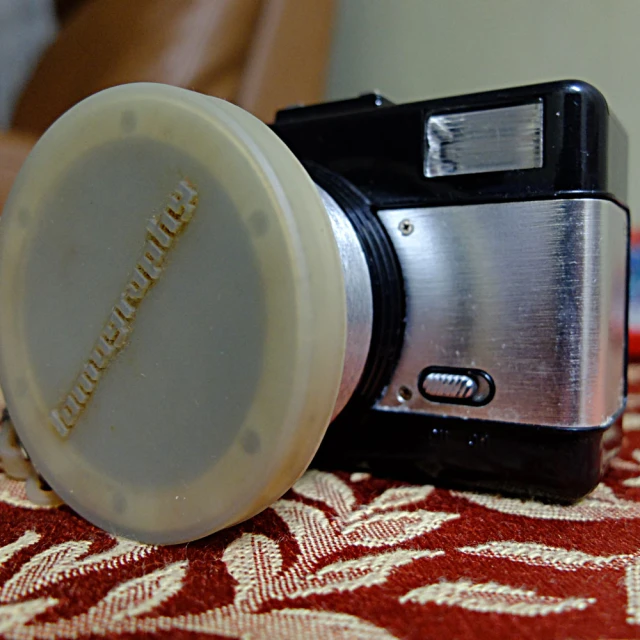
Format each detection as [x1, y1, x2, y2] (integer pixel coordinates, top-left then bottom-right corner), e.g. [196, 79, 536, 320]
[306, 163, 406, 415]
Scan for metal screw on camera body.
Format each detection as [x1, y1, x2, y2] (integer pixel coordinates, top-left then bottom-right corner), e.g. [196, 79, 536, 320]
[397, 385, 413, 402]
[399, 219, 414, 236]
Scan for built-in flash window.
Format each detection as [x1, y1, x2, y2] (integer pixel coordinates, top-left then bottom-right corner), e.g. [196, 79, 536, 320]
[425, 101, 543, 178]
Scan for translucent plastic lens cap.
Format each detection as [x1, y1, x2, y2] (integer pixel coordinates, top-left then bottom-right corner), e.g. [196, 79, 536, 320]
[0, 83, 347, 544]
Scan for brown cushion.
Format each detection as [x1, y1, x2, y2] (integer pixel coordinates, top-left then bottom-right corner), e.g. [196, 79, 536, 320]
[12, 0, 334, 134]
[0, 132, 36, 211]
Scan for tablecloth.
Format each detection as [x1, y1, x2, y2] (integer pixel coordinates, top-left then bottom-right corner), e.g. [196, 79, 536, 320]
[3, 368, 640, 639]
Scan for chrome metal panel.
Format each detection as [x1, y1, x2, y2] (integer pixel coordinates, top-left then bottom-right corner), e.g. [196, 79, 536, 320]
[425, 102, 543, 177]
[377, 199, 628, 428]
[318, 187, 373, 418]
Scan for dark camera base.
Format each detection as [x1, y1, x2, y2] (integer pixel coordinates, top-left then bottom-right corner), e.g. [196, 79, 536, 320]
[314, 410, 623, 503]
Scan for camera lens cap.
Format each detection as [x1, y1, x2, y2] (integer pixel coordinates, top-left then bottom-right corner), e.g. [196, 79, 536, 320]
[0, 83, 347, 543]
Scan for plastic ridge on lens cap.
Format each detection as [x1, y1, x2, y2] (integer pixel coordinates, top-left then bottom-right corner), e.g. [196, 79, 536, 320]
[0, 83, 348, 544]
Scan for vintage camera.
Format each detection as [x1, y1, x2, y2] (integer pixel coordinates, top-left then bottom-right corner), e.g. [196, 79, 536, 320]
[0, 80, 628, 543]
[275, 80, 630, 503]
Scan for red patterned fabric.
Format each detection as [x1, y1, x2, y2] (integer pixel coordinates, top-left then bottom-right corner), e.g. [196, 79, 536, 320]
[3, 369, 640, 639]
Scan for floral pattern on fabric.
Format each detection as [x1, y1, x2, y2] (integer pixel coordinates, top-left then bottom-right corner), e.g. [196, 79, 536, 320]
[3, 366, 640, 639]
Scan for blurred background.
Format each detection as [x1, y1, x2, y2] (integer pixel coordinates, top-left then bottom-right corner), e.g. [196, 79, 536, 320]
[0, 0, 639, 221]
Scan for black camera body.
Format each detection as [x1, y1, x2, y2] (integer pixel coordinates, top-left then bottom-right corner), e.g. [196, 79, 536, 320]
[272, 80, 629, 502]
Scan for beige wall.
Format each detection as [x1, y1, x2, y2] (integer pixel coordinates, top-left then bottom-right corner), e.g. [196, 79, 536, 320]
[328, 0, 640, 221]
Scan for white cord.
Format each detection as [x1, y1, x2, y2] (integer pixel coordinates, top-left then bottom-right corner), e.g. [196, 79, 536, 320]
[0, 410, 62, 507]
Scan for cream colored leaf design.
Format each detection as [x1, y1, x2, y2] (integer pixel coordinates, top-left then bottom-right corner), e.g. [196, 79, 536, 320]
[399, 579, 595, 616]
[84, 561, 187, 624]
[630, 366, 640, 385]
[0, 472, 449, 639]
[0, 598, 57, 634]
[1, 542, 86, 604]
[0, 538, 153, 602]
[223, 502, 450, 610]
[611, 458, 640, 472]
[290, 548, 443, 598]
[159, 607, 398, 640]
[343, 510, 459, 548]
[365, 486, 435, 512]
[624, 450, 640, 485]
[272, 500, 343, 567]
[628, 364, 640, 384]
[345, 486, 435, 525]
[22, 562, 187, 639]
[626, 558, 640, 624]
[625, 559, 640, 625]
[0, 472, 55, 510]
[453, 483, 640, 521]
[293, 471, 356, 518]
[223, 534, 282, 608]
[459, 541, 636, 570]
[350, 473, 370, 482]
[624, 414, 640, 432]
[0, 531, 40, 569]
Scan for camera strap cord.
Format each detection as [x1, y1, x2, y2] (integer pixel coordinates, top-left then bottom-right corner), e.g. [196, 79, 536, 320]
[0, 409, 62, 507]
